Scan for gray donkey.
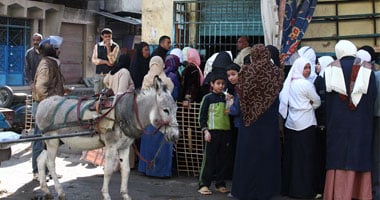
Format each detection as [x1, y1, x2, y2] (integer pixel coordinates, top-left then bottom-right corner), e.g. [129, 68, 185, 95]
[35, 77, 179, 200]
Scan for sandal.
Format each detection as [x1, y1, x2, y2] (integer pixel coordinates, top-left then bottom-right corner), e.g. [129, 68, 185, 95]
[216, 187, 230, 193]
[198, 186, 212, 195]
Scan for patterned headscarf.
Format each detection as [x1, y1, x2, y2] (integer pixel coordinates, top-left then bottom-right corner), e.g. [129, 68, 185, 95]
[237, 44, 285, 126]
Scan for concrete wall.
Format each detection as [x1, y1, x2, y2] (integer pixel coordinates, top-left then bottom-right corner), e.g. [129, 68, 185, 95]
[105, 0, 141, 14]
[141, 0, 174, 45]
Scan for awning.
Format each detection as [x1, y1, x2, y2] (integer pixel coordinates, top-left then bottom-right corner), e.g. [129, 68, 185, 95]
[90, 10, 141, 25]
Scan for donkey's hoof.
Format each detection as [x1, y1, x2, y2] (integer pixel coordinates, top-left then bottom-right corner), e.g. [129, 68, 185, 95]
[102, 193, 111, 200]
[58, 193, 66, 200]
[45, 193, 54, 200]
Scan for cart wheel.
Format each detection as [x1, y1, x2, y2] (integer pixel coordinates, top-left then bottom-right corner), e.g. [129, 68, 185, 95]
[0, 86, 14, 108]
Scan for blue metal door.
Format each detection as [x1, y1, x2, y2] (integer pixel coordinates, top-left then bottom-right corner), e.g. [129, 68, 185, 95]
[0, 17, 30, 86]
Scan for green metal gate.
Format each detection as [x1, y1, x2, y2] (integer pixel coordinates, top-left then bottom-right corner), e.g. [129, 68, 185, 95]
[173, 0, 263, 60]
[0, 17, 31, 86]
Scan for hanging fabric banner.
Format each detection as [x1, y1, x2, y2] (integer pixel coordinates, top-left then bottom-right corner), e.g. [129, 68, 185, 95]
[278, 0, 317, 64]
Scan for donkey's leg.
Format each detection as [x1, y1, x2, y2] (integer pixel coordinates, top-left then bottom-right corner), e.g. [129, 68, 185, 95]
[37, 150, 51, 198]
[118, 146, 131, 200]
[102, 146, 117, 200]
[45, 138, 66, 200]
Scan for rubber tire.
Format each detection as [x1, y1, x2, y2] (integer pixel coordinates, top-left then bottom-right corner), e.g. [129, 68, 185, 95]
[0, 86, 14, 108]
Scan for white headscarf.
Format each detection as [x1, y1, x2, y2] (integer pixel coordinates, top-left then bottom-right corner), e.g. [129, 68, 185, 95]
[356, 49, 371, 63]
[318, 56, 334, 78]
[298, 46, 316, 82]
[279, 57, 311, 118]
[335, 40, 357, 59]
[170, 48, 183, 63]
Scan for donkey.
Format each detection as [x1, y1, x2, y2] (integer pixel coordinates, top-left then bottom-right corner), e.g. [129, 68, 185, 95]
[35, 77, 179, 200]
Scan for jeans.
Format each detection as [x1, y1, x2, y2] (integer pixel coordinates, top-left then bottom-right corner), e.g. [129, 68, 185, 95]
[93, 74, 105, 94]
[32, 101, 44, 174]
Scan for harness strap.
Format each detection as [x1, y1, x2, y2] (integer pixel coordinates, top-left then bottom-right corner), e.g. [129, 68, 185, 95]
[43, 97, 68, 131]
[64, 103, 77, 123]
[77, 96, 93, 127]
[93, 91, 131, 124]
[132, 137, 166, 170]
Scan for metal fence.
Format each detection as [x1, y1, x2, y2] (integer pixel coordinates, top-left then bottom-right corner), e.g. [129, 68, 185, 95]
[173, 0, 263, 61]
[175, 101, 203, 176]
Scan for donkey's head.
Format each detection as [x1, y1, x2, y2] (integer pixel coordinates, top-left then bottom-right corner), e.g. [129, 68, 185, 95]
[150, 76, 179, 142]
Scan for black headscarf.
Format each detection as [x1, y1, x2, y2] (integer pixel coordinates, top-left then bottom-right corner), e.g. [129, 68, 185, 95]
[201, 51, 234, 96]
[110, 54, 131, 75]
[151, 45, 169, 61]
[129, 42, 150, 89]
[266, 45, 281, 67]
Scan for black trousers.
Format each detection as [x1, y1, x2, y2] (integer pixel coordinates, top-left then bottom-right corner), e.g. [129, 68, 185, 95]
[199, 130, 233, 189]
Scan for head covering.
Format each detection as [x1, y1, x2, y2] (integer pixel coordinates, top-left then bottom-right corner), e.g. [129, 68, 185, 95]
[298, 46, 316, 81]
[101, 28, 112, 34]
[142, 56, 174, 92]
[266, 45, 281, 67]
[39, 36, 63, 49]
[164, 54, 180, 74]
[279, 57, 311, 118]
[170, 48, 183, 63]
[33, 33, 43, 39]
[335, 40, 357, 59]
[237, 44, 284, 126]
[204, 52, 219, 77]
[356, 49, 371, 63]
[187, 48, 201, 67]
[359, 45, 376, 62]
[186, 48, 204, 85]
[39, 36, 63, 58]
[226, 63, 240, 72]
[129, 42, 150, 89]
[110, 54, 131, 75]
[212, 51, 233, 69]
[204, 51, 233, 77]
[318, 56, 334, 77]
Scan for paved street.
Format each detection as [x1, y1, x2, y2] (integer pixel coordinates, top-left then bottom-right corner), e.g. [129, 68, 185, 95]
[0, 143, 237, 200]
[0, 142, 309, 200]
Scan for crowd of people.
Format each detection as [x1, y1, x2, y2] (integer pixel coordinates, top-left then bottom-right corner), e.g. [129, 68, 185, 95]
[25, 28, 380, 200]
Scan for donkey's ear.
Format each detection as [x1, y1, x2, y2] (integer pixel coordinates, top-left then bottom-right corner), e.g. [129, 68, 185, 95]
[153, 75, 168, 94]
[153, 75, 162, 91]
